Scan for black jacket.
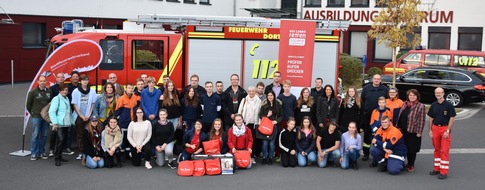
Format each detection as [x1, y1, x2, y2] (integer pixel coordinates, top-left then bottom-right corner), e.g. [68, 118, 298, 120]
[338, 100, 361, 133]
[279, 128, 297, 153]
[82, 128, 104, 158]
[264, 83, 282, 97]
[316, 96, 339, 127]
[151, 121, 175, 146]
[259, 98, 283, 124]
[222, 86, 247, 125]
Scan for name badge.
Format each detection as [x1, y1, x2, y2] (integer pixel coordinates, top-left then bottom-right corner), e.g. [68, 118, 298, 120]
[444, 111, 447, 116]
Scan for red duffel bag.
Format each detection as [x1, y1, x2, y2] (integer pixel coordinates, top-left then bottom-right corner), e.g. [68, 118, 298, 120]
[178, 161, 194, 177]
[204, 158, 221, 175]
[193, 160, 206, 176]
[203, 139, 221, 155]
[234, 150, 251, 168]
[258, 117, 274, 136]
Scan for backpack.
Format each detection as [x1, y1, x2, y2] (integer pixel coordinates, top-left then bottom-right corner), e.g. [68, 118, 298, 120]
[41, 97, 59, 123]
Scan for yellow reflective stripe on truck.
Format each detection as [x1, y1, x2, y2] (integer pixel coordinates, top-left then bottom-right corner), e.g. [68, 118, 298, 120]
[384, 67, 406, 73]
[158, 38, 183, 84]
[188, 32, 224, 38]
[315, 35, 339, 42]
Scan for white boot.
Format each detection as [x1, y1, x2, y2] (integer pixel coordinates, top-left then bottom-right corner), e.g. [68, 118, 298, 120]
[145, 161, 152, 169]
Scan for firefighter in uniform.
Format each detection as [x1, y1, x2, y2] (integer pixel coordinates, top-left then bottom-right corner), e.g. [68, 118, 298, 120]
[370, 116, 407, 175]
[427, 87, 456, 180]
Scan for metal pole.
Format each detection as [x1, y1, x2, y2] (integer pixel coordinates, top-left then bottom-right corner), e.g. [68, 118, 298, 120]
[11, 60, 14, 88]
[22, 134, 25, 153]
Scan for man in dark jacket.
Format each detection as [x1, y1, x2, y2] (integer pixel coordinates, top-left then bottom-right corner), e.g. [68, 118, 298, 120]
[181, 74, 206, 98]
[264, 71, 282, 97]
[361, 74, 388, 161]
[222, 74, 247, 132]
[26, 76, 52, 160]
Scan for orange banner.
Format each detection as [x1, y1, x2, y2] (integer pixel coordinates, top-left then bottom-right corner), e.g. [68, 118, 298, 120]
[278, 20, 316, 87]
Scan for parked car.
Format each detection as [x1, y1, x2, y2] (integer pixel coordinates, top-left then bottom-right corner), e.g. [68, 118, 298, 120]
[382, 49, 485, 77]
[377, 67, 485, 107]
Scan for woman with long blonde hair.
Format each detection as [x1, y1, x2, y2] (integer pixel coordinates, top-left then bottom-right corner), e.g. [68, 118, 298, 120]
[338, 86, 361, 133]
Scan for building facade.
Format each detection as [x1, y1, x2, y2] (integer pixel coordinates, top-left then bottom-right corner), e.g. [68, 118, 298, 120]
[302, 0, 485, 69]
[0, 0, 238, 83]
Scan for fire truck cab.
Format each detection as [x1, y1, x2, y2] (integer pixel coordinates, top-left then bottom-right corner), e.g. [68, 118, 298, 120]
[48, 15, 349, 91]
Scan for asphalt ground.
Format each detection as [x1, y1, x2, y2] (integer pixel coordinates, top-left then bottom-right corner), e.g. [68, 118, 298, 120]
[1, 109, 485, 190]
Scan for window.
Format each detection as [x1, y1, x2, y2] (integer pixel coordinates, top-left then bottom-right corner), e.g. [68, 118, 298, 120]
[427, 70, 450, 80]
[167, 0, 180, 2]
[450, 72, 471, 82]
[453, 55, 485, 68]
[23, 23, 47, 48]
[402, 53, 422, 65]
[99, 40, 124, 70]
[424, 54, 451, 66]
[428, 27, 451, 49]
[351, 0, 369, 7]
[458, 27, 483, 51]
[132, 40, 164, 70]
[374, 37, 393, 60]
[184, 0, 195, 3]
[305, 0, 321, 6]
[199, 0, 211, 5]
[375, 0, 387, 7]
[327, 0, 345, 7]
[403, 70, 426, 80]
[104, 25, 122, 29]
[349, 32, 367, 58]
[401, 27, 421, 50]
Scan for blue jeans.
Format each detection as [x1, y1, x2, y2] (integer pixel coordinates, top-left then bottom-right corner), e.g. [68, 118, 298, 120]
[261, 125, 277, 158]
[341, 149, 360, 169]
[30, 117, 49, 156]
[297, 151, 317, 167]
[317, 149, 341, 168]
[85, 155, 105, 169]
[168, 118, 179, 131]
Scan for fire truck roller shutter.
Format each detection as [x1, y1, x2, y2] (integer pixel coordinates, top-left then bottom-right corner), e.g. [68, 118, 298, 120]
[311, 42, 338, 91]
[243, 41, 279, 89]
[187, 39, 242, 86]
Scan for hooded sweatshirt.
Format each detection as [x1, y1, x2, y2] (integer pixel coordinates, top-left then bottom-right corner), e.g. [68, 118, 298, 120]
[141, 88, 162, 120]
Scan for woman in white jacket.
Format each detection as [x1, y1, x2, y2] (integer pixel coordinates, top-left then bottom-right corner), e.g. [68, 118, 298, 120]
[48, 84, 74, 166]
[238, 86, 261, 164]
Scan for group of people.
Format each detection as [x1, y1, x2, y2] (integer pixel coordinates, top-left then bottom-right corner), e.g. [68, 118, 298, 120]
[26, 71, 455, 179]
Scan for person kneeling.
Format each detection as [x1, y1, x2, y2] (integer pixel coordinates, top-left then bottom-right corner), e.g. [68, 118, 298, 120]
[102, 116, 123, 168]
[339, 122, 362, 170]
[279, 118, 297, 167]
[179, 120, 207, 161]
[83, 116, 105, 169]
[370, 116, 407, 175]
[228, 114, 253, 169]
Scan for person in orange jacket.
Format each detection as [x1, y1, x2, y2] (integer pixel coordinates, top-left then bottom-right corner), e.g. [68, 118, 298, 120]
[369, 97, 392, 134]
[370, 116, 407, 175]
[386, 88, 403, 126]
[115, 83, 140, 161]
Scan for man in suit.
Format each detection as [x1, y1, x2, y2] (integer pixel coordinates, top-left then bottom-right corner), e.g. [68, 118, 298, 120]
[107, 73, 124, 96]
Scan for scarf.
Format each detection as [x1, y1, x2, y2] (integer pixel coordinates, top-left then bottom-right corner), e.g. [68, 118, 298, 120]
[158, 119, 168, 125]
[105, 125, 121, 136]
[232, 124, 246, 137]
[91, 129, 101, 151]
[78, 85, 91, 94]
[241, 96, 259, 123]
[347, 97, 355, 108]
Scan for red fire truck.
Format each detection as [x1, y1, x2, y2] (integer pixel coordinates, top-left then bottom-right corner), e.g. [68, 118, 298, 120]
[48, 15, 349, 91]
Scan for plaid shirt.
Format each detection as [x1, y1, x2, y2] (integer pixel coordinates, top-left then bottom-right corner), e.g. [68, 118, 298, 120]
[398, 101, 426, 135]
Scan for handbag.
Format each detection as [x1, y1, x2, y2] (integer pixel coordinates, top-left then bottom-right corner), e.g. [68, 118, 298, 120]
[234, 150, 251, 168]
[202, 139, 221, 155]
[193, 160, 205, 176]
[258, 117, 273, 136]
[177, 160, 194, 177]
[255, 124, 276, 140]
[41, 97, 60, 124]
[204, 158, 221, 175]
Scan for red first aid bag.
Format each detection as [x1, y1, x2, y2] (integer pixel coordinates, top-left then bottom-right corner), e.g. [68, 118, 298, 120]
[204, 158, 221, 175]
[203, 140, 221, 155]
[234, 150, 251, 168]
[178, 161, 194, 176]
[193, 160, 206, 176]
[258, 117, 274, 136]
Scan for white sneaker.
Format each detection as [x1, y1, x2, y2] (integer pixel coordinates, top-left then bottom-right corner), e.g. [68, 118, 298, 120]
[48, 150, 54, 157]
[40, 153, 49, 160]
[145, 161, 152, 169]
[30, 155, 37, 161]
[76, 154, 83, 160]
[62, 148, 75, 155]
[252, 158, 256, 164]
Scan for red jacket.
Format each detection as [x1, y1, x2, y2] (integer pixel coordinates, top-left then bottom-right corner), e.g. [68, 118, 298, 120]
[227, 126, 253, 151]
